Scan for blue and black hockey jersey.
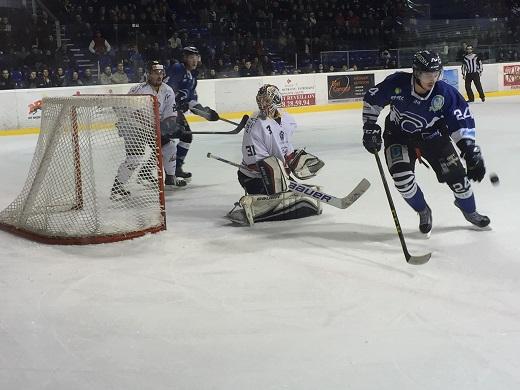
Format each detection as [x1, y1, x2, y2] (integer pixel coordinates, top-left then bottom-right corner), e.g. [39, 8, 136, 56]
[362, 72, 475, 144]
[166, 63, 198, 112]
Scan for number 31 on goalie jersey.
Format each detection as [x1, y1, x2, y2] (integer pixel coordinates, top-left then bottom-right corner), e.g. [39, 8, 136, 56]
[245, 145, 256, 156]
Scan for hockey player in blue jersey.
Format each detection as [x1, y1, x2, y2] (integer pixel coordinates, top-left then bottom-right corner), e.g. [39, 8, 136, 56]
[362, 50, 490, 234]
[166, 46, 219, 181]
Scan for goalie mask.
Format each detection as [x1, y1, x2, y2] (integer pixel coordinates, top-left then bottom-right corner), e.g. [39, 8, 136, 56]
[256, 84, 283, 118]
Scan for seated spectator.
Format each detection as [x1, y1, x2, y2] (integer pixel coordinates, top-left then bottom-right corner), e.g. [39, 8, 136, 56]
[207, 69, 217, 79]
[380, 49, 396, 69]
[226, 64, 240, 78]
[37, 68, 52, 88]
[82, 68, 97, 85]
[99, 66, 113, 85]
[110, 63, 129, 84]
[240, 60, 258, 77]
[42, 49, 56, 69]
[167, 31, 182, 57]
[69, 70, 83, 86]
[25, 70, 38, 89]
[260, 55, 274, 75]
[0, 69, 15, 90]
[133, 67, 145, 83]
[55, 45, 76, 70]
[128, 46, 144, 73]
[24, 45, 44, 70]
[53, 67, 67, 87]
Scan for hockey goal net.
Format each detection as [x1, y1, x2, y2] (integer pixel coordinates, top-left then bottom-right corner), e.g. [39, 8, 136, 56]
[0, 94, 166, 244]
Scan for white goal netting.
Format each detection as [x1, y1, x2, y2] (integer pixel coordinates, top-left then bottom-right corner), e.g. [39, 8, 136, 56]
[0, 94, 166, 244]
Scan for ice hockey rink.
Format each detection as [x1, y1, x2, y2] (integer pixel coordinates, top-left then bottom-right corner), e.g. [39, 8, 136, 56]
[1, 95, 520, 390]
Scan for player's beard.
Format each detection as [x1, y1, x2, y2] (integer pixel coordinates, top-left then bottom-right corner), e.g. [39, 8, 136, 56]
[149, 76, 162, 88]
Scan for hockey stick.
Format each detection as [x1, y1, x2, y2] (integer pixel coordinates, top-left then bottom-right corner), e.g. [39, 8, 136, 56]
[189, 105, 249, 134]
[188, 114, 249, 135]
[374, 152, 431, 265]
[207, 152, 370, 210]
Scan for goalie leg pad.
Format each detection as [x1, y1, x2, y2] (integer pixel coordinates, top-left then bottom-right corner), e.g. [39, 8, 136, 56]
[257, 156, 289, 194]
[228, 189, 323, 226]
[289, 149, 325, 180]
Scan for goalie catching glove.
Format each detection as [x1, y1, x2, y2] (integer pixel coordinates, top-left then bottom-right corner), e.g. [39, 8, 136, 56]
[191, 103, 219, 121]
[287, 149, 325, 180]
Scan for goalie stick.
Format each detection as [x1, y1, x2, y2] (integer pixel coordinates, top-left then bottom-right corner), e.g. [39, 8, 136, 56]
[207, 152, 370, 210]
[374, 152, 431, 265]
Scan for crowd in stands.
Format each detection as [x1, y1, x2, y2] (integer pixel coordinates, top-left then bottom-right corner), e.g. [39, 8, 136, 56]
[1, 0, 519, 90]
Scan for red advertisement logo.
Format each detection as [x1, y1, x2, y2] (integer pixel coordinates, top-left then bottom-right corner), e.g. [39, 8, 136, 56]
[282, 93, 316, 107]
[28, 99, 43, 114]
[504, 65, 520, 87]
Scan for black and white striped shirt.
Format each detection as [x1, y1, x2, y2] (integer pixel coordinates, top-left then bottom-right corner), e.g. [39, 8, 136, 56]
[462, 53, 483, 76]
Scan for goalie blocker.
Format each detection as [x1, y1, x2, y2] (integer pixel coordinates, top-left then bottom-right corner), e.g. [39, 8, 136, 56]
[229, 156, 323, 226]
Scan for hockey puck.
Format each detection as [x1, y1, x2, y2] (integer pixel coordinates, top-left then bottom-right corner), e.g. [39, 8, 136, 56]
[489, 173, 500, 186]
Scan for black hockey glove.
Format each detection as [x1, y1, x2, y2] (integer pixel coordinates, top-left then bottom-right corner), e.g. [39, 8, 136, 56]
[457, 139, 486, 182]
[160, 118, 187, 139]
[362, 122, 382, 154]
[192, 104, 219, 121]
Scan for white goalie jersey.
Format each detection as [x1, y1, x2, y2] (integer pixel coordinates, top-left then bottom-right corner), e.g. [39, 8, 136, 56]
[240, 110, 296, 178]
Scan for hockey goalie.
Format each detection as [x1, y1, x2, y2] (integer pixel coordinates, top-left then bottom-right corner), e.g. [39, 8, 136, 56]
[228, 84, 325, 226]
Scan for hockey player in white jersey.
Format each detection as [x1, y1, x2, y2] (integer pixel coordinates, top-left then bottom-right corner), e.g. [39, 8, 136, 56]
[111, 60, 186, 200]
[228, 84, 325, 225]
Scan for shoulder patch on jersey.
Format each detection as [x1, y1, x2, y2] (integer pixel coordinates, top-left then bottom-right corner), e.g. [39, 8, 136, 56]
[245, 117, 257, 133]
[430, 95, 445, 112]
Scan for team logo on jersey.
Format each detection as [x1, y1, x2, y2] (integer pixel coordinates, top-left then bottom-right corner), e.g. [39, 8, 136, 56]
[430, 95, 444, 112]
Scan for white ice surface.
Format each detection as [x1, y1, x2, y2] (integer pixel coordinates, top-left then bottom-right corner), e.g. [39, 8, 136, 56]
[1, 96, 519, 390]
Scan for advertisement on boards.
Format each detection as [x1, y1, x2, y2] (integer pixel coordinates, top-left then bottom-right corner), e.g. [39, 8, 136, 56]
[503, 64, 520, 89]
[327, 73, 375, 101]
[442, 68, 458, 89]
[264, 76, 317, 107]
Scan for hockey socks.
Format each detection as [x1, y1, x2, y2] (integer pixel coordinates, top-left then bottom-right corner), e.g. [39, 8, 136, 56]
[403, 186, 427, 212]
[176, 141, 191, 172]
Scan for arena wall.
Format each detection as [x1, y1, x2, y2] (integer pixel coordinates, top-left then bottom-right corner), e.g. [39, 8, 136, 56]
[1, 62, 519, 135]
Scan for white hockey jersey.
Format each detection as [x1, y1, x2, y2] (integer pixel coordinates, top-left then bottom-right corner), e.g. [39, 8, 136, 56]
[128, 82, 177, 121]
[240, 111, 296, 178]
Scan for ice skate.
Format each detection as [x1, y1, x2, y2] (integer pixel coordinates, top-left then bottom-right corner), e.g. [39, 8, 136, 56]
[454, 200, 490, 228]
[175, 165, 192, 180]
[418, 204, 432, 237]
[164, 174, 187, 189]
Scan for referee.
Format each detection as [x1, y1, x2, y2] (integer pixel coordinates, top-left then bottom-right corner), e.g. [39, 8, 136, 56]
[462, 45, 485, 102]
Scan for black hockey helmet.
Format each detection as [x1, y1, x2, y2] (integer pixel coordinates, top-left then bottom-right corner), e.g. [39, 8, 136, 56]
[412, 50, 442, 73]
[183, 46, 199, 56]
[146, 60, 164, 73]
